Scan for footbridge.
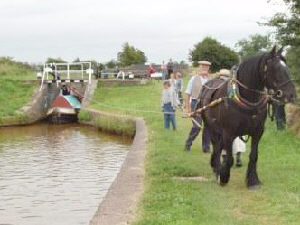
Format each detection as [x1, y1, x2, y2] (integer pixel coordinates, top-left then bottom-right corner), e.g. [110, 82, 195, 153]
[40, 61, 93, 90]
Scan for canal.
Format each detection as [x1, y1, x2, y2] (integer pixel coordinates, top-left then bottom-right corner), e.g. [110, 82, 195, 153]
[0, 123, 131, 225]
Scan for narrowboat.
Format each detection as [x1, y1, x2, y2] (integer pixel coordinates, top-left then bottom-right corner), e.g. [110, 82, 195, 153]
[47, 95, 81, 124]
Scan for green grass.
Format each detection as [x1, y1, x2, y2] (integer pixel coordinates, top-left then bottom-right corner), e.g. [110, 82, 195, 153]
[0, 58, 35, 80]
[89, 80, 300, 225]
[0, 58, 36, 124]
[0, 80, 35, 123]
[79, 109, 136, 137]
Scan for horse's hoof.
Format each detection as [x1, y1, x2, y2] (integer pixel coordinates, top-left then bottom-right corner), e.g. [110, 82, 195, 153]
[217, 175, 227, 186]
[248, 184, 261, 190]
[219, 181, 227, 187]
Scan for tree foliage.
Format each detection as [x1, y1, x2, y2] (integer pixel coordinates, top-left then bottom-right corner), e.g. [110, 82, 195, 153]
[46, 57, 66, 64]
[117, 43, 147, 67]
[286, 46, 300, 80]
[235, 34, 273, 59]
[106, 59, 118, 68]
[266, 0, 300, 81]
[266, 0, 300, 46]
[189, 37, 239, 72]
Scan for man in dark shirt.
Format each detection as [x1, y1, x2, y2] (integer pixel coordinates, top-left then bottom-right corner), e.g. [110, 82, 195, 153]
[274, 103, 286, 130]
[167, 58, 174, 80]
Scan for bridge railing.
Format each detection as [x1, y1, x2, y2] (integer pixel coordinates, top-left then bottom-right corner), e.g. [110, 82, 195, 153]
[40, 62, 93, 90]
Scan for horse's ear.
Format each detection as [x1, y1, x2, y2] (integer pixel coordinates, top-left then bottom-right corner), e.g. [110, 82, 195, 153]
[270, 45, 277, 56]
[278, 46, 284, 55]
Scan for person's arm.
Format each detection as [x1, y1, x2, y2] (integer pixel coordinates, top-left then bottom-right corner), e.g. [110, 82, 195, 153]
[161, 90, 164, 110]
[185, 94, 191, 113]
[185, 77, 193, 113]
[172, 88, 178, 110]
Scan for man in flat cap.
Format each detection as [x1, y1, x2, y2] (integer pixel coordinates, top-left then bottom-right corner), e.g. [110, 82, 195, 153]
[184, 61, 211, 152]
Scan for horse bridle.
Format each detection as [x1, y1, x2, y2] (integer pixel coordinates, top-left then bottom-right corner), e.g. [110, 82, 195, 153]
[235, 57, 293, 99]
[263, 57, 294, 98]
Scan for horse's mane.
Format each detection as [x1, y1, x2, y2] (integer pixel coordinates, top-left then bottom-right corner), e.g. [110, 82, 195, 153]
[237, 53, 267, 80]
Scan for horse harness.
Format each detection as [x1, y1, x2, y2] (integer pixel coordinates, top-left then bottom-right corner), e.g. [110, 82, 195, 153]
[190, 63, 285, 118]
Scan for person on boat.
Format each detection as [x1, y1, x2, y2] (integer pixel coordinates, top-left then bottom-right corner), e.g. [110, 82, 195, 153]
[61, 84, 70, 96]
[184, 61, 211, 152]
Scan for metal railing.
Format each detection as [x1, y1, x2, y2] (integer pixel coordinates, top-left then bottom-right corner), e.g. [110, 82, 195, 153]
[40, 62, 93, 90]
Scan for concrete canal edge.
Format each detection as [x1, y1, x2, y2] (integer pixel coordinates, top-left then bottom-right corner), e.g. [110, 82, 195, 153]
[79, 109, 147, 225]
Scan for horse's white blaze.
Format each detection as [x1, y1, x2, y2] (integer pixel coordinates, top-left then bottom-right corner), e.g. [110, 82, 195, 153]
[280, 60, 287, 67]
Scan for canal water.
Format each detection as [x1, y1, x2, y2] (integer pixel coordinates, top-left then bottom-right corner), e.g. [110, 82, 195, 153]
[0, 123, 131, 225]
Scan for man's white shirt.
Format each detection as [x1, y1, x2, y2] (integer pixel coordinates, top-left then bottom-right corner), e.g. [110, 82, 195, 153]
[185, 75, 209, 96]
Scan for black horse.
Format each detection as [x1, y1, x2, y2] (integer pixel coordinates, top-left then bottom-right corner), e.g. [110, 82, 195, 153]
[199, 46, 296, 189]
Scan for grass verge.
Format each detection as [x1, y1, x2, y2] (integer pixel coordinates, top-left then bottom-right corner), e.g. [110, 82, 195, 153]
[88, 80, 299, 225]
[79, 109, 136, 137]
[0, 79, 35, 125]
[0, 58, 36, 124]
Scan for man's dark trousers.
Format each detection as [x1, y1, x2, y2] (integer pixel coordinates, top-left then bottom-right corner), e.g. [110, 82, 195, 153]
[275, 104, 286, 130]
[185, 99, 210, 152]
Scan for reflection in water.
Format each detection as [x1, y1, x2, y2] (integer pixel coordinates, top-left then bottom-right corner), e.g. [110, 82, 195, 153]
[0, 123, 131, 225]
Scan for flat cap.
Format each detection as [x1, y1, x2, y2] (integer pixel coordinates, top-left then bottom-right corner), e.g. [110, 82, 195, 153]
[219, 69, 230, 76]
[198, 61, 211, 66]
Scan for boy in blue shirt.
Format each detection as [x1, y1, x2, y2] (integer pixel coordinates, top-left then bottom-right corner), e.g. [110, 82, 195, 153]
[161, 80, 178, 130]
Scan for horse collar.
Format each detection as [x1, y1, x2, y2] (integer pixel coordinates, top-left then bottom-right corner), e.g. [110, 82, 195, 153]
[228, 80, 268, 111]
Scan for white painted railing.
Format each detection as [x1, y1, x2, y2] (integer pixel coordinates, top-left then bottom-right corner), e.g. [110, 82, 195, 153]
[40, 61, 93, 90]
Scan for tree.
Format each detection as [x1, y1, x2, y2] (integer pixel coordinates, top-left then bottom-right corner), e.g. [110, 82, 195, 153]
[286, 46, 300, 80]
[117, 43, 147, 67]
[46, 57, 66, 63]
[73, 57, 81, 62]
[266, 0, 300, 46]
[106, 59, 118, 69]
[235, 34, 273, 59]
[265, 0, 300, 81]
[189, 37, 239, 72]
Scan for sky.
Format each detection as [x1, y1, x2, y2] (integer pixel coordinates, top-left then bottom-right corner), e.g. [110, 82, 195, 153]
[0, 0, 286, 64]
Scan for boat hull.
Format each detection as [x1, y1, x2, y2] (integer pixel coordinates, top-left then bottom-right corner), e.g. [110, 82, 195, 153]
[47, 107, 79, 124]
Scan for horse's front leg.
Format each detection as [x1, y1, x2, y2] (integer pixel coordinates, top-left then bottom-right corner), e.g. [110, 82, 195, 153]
[218, 133, 234, 186]
[210, 133, 222, 175]
[247, 130, 263, 189]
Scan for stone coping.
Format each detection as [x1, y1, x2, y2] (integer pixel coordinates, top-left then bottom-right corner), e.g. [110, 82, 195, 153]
[82, 109, 147, 225]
